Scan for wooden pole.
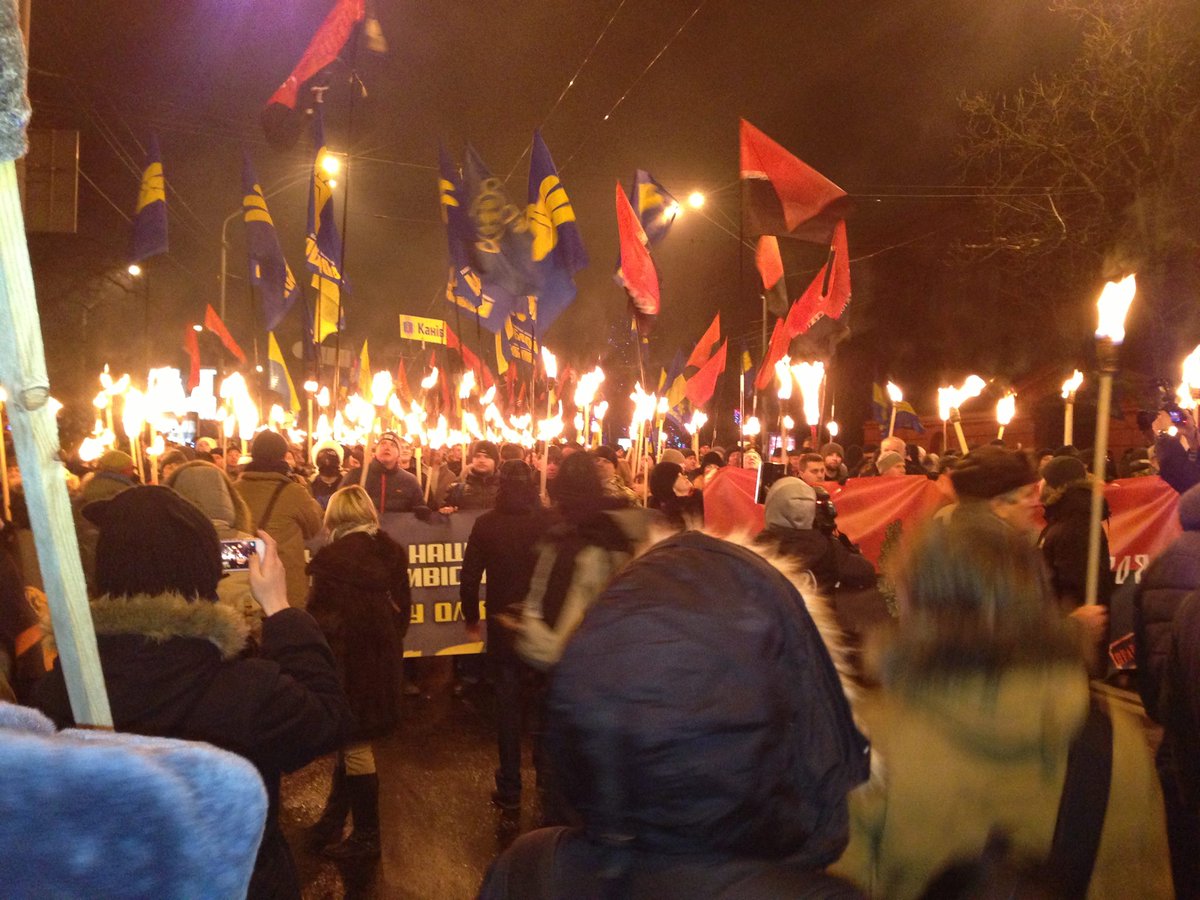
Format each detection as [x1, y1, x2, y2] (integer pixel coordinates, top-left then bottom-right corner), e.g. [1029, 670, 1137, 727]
[0, 159, 112, 726]
[1085, 343, 1117, 605]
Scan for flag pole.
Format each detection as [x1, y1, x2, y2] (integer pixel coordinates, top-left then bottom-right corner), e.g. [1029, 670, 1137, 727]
[330, 25, 361, 406]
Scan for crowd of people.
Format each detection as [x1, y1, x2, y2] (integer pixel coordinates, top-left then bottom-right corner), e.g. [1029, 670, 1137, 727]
[2, 413, 1200, 898]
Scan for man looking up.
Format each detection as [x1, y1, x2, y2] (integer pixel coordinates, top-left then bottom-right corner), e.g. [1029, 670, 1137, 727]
[340, 432, 423, 514]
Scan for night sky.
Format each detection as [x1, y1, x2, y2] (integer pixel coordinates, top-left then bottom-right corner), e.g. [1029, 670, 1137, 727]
[27, 0, 1082, 439]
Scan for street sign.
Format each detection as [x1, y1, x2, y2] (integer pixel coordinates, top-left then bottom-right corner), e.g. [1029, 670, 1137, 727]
[398, 314, 446, 345]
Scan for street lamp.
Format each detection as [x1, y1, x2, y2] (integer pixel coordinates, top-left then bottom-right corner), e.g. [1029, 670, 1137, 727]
[687, 191, 705, 209]
[127, 263, 142, 277]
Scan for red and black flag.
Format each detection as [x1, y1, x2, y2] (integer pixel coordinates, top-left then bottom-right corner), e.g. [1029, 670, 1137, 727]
[615, 180, 660, 337]
[740, 119, 849, 244]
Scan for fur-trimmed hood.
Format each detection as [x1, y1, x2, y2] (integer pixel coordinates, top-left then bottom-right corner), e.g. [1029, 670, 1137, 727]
[49, 592, 249, 660]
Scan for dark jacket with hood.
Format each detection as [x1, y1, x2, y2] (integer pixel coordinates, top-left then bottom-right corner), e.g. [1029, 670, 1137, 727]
[1038, 479, 1115, 609]
[340, 458, 424, 514]
[35, 596, 351, 900]
[754, 477, 875, 593]
[1135, 482, 1200, 723]
[306, 529, 409, 741]
[481, 531, 868, 899]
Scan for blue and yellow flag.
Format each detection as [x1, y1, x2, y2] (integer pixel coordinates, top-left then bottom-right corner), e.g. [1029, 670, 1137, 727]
[630, 169, 678, 247]
[306, 109, 345, 343]
[267, 332, 300, 413]
[526, 130, 587, 331]
[871, 382, 926, 434]
[130, 134, 168, 263]
[440, 144, 516, 333]
[494, 309, 536, 375]
[243, 155, 300, 332]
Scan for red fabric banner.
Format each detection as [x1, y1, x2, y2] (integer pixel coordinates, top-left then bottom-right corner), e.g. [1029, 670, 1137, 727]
[703, 467, 1181, 576]
[203, 304, 246, 363]
[267, 0, 365, 110]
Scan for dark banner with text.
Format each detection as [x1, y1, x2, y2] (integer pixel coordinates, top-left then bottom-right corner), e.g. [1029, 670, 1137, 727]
[378, 510, 487, 657]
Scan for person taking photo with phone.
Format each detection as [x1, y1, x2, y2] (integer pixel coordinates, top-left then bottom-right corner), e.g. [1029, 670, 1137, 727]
[34, 486, 352, 900]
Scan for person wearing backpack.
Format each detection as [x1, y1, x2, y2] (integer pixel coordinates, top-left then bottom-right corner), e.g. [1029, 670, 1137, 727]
[832, 514, 1171, 899]
[235, 431, 324, 608]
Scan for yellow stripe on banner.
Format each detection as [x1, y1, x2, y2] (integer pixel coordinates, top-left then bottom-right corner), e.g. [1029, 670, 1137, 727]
[135, 162, 165, 213]
[528, 174, 577, 262]
[243, 186, 275, 225]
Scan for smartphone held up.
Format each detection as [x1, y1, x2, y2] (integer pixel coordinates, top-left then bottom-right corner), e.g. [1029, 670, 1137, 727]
[220, 538, 265, 571]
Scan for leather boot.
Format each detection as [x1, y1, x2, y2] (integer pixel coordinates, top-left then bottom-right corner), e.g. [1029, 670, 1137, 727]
[322, 773, 381, 860]
[305, 757, 349, 850]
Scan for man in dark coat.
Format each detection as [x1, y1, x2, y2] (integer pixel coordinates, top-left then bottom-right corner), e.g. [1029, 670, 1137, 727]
[340, 431, 424, 514]
[1038, 455, 1115, 610]
[460, 460, 549, 810]
[35, 487, 351, 900]
[442, 440, 501, 512]
[755, 477, 875, 594]
[1134, 483, 1200, 897]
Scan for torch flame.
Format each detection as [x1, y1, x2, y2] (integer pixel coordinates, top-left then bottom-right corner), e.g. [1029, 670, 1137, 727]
[594, 400, 609, 421]
[774, 356, 793, 400]
[937, 387, 954, 421]
[1095, 274, 1137, 343]
[573, 367, 606, 408]
[782, 414, 795, 431]
[122, 388, 146, 439]
[317, 386, 331, 408]
[885, 381, 903, 404]
[791, 360, 825, 425]
[1181, 346, 1200, 403]
[996, 392, 1017, 426]
[541, 346, 558, 380]
[457, 369, 476, 401]
[826, 420, 839, 438]
[742, 416, 761, 437]
[1061, 370, 1084, 400]
[371, 370, 394, 406]
[480, 385, 496, 406]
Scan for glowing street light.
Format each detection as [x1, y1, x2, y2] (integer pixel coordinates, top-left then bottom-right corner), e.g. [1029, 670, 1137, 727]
[687, 191, 705, 209]
[320, 152, 341, 176]
[127, 264, 142, 277]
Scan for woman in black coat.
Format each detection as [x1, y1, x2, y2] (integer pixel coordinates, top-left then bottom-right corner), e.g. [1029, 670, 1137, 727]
[304, 485, 410, 860]
[35, 486, 351, 900]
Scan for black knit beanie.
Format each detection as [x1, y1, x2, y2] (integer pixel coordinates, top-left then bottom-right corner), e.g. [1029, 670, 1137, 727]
[649, 462, 684, 507]
[250, 430, 289, 464]
[950, 446, 1036, 500]
[85, 486, 222, 602]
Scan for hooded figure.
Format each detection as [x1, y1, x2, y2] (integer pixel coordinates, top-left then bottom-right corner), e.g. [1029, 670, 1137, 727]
[35, 486, 351, 900]
[757, 477, 875, 594]
[480, 531, 869, 898]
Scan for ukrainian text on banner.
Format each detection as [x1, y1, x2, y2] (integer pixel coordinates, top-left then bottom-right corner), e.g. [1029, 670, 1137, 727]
[702, 467, 1180, 582]
[378, 510, 486, 657]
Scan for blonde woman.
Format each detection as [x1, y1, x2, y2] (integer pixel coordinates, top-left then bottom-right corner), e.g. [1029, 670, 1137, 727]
[304, 486, 410, 859]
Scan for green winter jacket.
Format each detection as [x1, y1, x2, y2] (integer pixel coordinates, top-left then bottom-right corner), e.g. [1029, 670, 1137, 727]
[834, 663, 1172, 899]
